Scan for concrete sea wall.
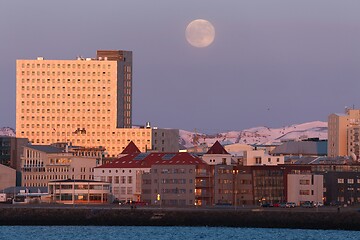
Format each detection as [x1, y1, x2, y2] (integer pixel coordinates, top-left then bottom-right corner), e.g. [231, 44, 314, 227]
[0, 207, 359, 230]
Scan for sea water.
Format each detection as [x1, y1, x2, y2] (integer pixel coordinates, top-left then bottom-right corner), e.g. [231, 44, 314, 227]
[0, 226, 358, 240]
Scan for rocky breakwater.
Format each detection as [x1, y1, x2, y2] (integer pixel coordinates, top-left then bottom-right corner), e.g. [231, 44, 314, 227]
[0, 207, 359, 230]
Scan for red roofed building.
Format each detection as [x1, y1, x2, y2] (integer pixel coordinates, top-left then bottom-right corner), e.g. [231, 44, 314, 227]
[202, 141, 232, 165]
[94, 152, 212, 206]
[117, 141, 141, 159]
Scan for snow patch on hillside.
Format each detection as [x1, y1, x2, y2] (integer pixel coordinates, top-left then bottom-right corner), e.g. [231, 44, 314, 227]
[180, 121, 327, 148]
[0, 127, 16, 137]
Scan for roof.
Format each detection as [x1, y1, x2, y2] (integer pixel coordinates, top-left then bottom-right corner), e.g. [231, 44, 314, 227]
[3, 186, 48, 194]
[26, 145, 64, 153]
[271, 141, 327, 156]
[121, 141, 141, 154]
[49, 179, 106, 183]
[285, 156, 351, 165]
[206, 141, 229, 154]
[96, 152, 207, 169]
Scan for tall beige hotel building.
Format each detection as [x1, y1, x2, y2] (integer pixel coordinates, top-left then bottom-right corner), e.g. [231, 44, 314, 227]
[16, 50, 179, 157]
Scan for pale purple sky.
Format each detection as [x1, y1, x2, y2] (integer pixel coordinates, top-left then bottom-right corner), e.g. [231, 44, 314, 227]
[1, 0, 360, 133]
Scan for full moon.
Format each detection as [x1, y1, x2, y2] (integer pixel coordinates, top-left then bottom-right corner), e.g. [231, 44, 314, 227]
[185, 19, 215, 48]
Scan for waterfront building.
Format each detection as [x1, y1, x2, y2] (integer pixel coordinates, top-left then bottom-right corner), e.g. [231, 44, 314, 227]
[287, 173, 324, 206]
[94, 153, 151, 203]
[48, 179, 110, 204]
[94, 148, 210, 206]
[21, 145, 99, 187]
[141, 152, 209, 206]
[323, 171, 360, 205]
[0, 164, 16, 191]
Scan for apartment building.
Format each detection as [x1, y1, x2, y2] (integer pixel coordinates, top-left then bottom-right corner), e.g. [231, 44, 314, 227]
[243, 149, 284, 166]
[328, 108, 360, 158]
[21, 145, 98, 187]
[287, 173, 323, 206]
[94, 150, 209, 206]
[141, 153, 209, 206]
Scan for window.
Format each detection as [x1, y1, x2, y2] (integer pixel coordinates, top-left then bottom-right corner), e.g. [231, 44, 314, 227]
[300, 190, 310, 195]
[338, 178, 344, 184]
[300, 179, 310, 185]
[121, 176, 126, 184]
[255, 157, 262, 164]
[348, 179, 354, 184]
[128, 176, 132, 184]
[115, 176, 119, 184]
[127, 187, 133, 194]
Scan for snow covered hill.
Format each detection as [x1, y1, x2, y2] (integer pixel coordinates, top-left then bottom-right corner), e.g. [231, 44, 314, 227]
[0, 127, 16, 137]
[179, 121, 327, 148]
[1, 121, 328, 149]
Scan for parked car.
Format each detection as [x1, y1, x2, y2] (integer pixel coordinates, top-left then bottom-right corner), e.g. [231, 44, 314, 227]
[261, 203, 273, 207]
[301, 201, 313, 208]
[329, 201, 341, 206]
[285, 202, 296, 208]
[273, 203, 281, 207]
[313, 202, 324, 207]
[279, 202, 287, 208]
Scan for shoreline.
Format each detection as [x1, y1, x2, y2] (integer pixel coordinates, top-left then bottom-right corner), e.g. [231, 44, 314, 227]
[0, 206, 360, 230]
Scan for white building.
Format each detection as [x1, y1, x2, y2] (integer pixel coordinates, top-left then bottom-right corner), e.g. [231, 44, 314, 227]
[243, 149, 284, 166]
[287, 174, 323, 206]
[202, 141, 232, 165]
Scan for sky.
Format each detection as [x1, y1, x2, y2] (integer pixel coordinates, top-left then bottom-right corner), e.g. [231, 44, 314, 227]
[1, 0, 360, 133]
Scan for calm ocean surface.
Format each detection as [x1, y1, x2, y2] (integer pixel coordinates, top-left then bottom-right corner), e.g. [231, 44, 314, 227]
[0, 226, 358, 240]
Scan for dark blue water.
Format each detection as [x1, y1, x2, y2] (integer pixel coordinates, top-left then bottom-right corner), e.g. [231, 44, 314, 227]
[0, 226, 358, 240]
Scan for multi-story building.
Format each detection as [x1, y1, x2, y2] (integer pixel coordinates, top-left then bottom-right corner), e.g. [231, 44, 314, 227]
[21, 145, 99, 187]
[0, 164, 16, 191]
[94, 153, 151, 202]
[0, 136, 29, 171]
[94, 150, 209, 206]
[152, 128, 180, 152]
[243, 149, 284, 166]
[48, 179, 111, 204]
[328, 108, 360, 158]
[287, 173, 323, 206]
[141, 153, 209, 206]
[16, 50, 158, 156]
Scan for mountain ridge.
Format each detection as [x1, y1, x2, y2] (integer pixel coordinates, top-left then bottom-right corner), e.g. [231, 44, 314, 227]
[179, 121, 327, 148]
[0, 121, 328, 149]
